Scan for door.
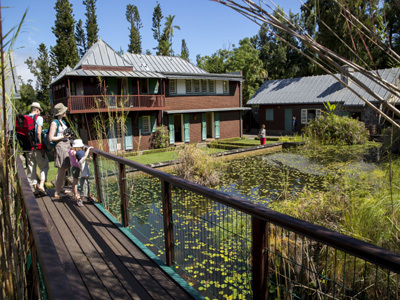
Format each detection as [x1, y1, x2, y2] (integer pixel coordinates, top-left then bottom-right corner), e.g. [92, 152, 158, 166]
[106, 78, 117, 107]
[174, 114, 183, 142]
[285, 108, 292, 131]
[125, 117, 133, 151]
[206, 112, 214, 138]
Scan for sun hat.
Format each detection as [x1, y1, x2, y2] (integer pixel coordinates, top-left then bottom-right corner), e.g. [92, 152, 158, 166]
[71, 139, 84, 148]
[54, 103, 68, 116]
[30, 102, 43, 112]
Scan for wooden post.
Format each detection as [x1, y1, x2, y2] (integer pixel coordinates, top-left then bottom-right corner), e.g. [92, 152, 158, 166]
[119, 163, 128, 227]
[252, 217, 268, 300]
[92, 153, 102, 203]
[161, 180, 174, 266]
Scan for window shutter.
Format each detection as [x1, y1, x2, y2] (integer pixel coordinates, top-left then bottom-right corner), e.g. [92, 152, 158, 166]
[214, 112, 220, 139]
[184, 114, 190, 143]
[316, 109, 322, 119]
[201, 113, 206, 141]
[138, 116, 142, 135]
[149, 79, 158, 94]
[108, 125, 117, 152]
[124, 117, 133, 150]
[151, 115, 156, 133]
[168, 115, 175, 144]
[301, 109, 307, 124]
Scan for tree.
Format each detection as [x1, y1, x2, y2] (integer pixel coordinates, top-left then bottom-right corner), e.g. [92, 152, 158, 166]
[196, 49, 232, 73]
[157, 33, 171, 56]
[180, 39, 189, 61]
[25, 43, 53, 111]
[16, 79, 36, 114]
[51, 0, 80, 73]
[152, 1, 163, 43]
[84, 0, 99, 48]
[163, 15, 180, 55]
[384, 0, 400, 55]
[126, 4, 142, 54]
[76, 19, 87, 57]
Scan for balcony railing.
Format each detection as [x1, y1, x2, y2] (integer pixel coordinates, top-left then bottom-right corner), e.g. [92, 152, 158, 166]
[89, 147, 400, 300]
[53, 95, 165, 113]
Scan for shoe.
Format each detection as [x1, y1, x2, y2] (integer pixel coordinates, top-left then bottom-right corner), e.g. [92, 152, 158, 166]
[54, 193, 68, 199]
[77, 199, 84, 207]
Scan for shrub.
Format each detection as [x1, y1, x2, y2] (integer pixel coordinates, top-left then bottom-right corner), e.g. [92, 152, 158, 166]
[381, 127, 400, 154]
[152, 126, 169, 149]
[303, 114, 368, 145]
[174, 145, 222, 187]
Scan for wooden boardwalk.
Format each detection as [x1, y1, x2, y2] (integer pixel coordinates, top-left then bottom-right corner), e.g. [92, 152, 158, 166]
[36, 189, 195, 300]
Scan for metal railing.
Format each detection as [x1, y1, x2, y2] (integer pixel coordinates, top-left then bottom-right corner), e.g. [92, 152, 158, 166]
[53, 95, 165, 113]
[90, 147, 400, 299]
[15, 155, 75, 300]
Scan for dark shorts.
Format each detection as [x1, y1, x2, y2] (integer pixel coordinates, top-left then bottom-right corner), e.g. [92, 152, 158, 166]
[72, 166, 81, 179]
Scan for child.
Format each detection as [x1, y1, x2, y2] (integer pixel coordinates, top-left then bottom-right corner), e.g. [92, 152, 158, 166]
[75, 145, 93, 203]
[69, 139, 85, 206]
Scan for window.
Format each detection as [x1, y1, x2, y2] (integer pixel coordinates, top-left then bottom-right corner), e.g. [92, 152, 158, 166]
[223, 81, 229, 94]
[185, 80, 192, 93]
[265, 109, 274, 121]
[301, 109, 322, 124]
[193, 80, 200, 93]
[208, 80, 215, 93]
[169, 79, 176, 94]
[142, 116, 151, 134]
[201, 80, 208, 93]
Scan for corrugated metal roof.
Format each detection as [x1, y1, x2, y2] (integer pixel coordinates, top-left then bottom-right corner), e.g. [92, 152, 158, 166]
[165, 107, 251, 114]
[50, 65, 72, 85]
[248, 68, 400, 107]
[66, 69, 165, 78]
[123, 53, 208, 74]
[74, 38, 132, 70]
[167, 74, 243, 82]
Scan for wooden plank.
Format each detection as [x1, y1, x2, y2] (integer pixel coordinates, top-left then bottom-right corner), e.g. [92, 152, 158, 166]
[79, 200, 175, 300]
[36, 195, 91, 300]
[61, 197, 153, 300]
[83, 200, 194, 299]
[44, 190, 111, 300]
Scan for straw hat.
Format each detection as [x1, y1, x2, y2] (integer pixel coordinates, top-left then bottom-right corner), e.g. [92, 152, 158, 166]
[71, 139, 84, 148]
[54, 103, 68, 116]
[30, 102, 43, 112]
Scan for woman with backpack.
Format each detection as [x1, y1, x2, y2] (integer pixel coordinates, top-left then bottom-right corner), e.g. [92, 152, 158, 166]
[49, 103, 71, 199]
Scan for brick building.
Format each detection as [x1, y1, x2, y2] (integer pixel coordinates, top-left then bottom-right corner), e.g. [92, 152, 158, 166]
[50, 39, 247, 152]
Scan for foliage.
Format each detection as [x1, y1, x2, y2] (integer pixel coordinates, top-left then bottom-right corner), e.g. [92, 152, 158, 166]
[75, 19, 87, 57]
[278, 134, 305, 143]
[83, 0, 99, 49]
[196, 49, 232, 73]
[303, 113, 369, 145]
[180, 39, 189, 61]
[174, 145, 222, 187]
[158, 14, 180, 56]
[381, 126, 400, 154]
[151, 1, 163, 44]
[152, 126, 169, 149]
[51, 0, 80, 73]
[126, 4, 142, 54]
[16, 80, 36, 114]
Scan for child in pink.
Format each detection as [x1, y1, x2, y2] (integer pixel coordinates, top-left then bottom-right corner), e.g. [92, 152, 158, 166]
[69, 139, 85, 206]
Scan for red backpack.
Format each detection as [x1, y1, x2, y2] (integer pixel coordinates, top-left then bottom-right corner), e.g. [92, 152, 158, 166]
[15, 114, 43, 150]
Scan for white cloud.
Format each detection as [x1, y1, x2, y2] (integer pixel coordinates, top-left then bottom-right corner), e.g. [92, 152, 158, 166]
[13, 50, 37, 86]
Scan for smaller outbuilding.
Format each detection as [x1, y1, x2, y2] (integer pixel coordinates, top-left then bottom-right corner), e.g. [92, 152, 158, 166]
[247, 67, 400, 135]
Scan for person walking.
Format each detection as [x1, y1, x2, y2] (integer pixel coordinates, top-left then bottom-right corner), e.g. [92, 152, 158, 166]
[259, 124, 266, 145]
[26, 102, 49, 195]
[49, 103, 71, 199]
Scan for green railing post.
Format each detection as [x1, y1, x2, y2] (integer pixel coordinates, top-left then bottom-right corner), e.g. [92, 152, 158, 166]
[92, 152, 102, 203]
[119, 163, 128, 227]
[252, 217, 268, 300]
[161, 180, 174, 266]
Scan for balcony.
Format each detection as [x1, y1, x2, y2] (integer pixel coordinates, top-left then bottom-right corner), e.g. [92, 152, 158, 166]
[53, 95, 166, 114]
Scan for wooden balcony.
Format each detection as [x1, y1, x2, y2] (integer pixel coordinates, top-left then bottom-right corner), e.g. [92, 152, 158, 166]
[53, 95, 166, 114]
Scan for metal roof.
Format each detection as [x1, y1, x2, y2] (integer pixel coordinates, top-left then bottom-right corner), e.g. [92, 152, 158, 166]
[166, 73, 243, 82]
[123, 53, 208, 74]
[50, 65, 72, 85]
[248, 67, 400, 107]
[74, 38, 132, 70]
[65, 69, 165, 79]
[165, 107, 251, 114]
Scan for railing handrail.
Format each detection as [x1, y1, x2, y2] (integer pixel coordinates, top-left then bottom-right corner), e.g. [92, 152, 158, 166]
[16, 155, 76, 300]
[92, 147, 400, 274]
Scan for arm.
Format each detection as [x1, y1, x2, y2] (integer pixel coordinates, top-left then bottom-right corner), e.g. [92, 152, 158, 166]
[49, 120, 69, 142]
[80, 147, 93, 163]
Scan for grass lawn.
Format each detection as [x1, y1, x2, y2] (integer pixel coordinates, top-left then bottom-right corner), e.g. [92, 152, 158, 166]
[225, 138, 277, 145]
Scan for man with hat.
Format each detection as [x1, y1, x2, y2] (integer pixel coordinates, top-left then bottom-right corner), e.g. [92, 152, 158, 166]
[26, 102, 49, 195]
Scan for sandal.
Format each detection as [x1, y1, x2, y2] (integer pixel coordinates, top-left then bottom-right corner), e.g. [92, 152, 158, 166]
[77, 199, 84, 207]
[54, 193, 67, 199]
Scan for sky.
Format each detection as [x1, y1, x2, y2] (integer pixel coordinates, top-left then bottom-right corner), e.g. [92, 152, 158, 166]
[3, 0, 302, 85]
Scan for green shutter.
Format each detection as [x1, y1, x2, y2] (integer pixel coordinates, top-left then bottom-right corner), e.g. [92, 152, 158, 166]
[151, 115, 156, 133]
[169, 115, 175, 144]
[184, 114, 190, 143]
[106, 78, 117, 95]
[138, 116, 142, 135]
[125, 117, 133, 150]
[149, 79, 158, 94]
[214, 112, 220, 139]
[201, 113, 206, 141]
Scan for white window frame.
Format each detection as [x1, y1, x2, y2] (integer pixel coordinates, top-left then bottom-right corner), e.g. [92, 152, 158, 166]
[223, 81, 229, 94]
[301, 109, 322, 124]
[142, 116, 151, 134]
[265, 109, 274, 121]
[201, 80, 208, 93]
[185, 80, 192, 94]
[208, 80, 215, 93]
[169, 79, 177, 94]
[193, 80, 200, 93]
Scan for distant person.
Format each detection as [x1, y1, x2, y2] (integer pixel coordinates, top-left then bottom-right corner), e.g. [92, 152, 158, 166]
[76, 145, 93, 204]
[49, 103, 71, 199]
[259, 124, 266, 145]
[292, 117, 297, 132]
[26, 102, 49, 195]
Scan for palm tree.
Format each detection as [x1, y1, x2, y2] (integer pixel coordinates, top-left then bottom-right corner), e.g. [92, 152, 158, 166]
[163, 14, 180, 52]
